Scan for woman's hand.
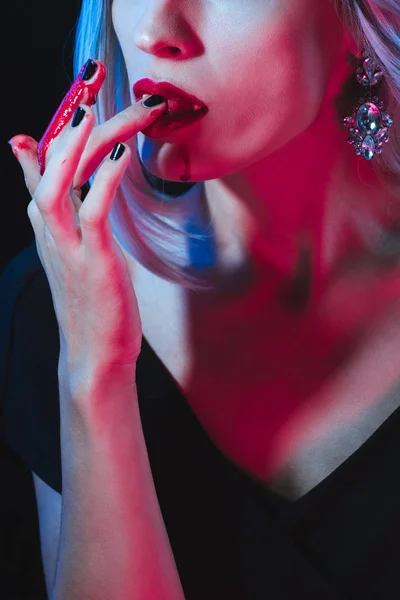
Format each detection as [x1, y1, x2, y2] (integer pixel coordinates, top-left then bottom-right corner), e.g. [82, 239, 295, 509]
[9, 64, 166, 396]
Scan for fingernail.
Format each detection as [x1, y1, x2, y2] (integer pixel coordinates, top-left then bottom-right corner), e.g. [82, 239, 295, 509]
[71, 106, 86, 127]
[142, 94, 165, 108]
[81, 59, 98, 81]
[110, 142, 125, 161]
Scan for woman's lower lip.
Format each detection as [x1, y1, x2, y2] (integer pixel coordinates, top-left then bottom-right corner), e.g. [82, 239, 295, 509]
[141, 106, 208, 138]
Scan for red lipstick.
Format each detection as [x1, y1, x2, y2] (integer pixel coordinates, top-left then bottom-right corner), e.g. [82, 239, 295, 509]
[134, 78, 208, 138]
[37, 59, 106, 175]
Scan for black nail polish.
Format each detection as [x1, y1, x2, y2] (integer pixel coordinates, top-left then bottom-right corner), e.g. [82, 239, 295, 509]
[110, 142, 125, 161]
[81, 59, 98, 81]
[142, 94, 165, 108]
[71, 106, 86, 127]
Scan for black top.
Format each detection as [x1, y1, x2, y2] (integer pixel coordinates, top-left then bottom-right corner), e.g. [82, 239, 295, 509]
[1, 240, 400, 600]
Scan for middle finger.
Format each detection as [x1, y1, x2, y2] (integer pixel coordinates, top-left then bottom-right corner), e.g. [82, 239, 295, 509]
[72, 96, 168, 190]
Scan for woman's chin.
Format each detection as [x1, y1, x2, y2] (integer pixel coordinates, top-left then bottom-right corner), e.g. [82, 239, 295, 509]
[135, 132, 229, 183]
[139, 160, 194, 183]
[136, 141, 193, 182]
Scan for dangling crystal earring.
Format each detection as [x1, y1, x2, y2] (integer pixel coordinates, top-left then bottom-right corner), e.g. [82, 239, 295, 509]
[343, 49, 394, 161]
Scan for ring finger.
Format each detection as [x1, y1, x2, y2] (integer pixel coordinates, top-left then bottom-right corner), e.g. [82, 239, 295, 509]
[33, 103, 96, 251]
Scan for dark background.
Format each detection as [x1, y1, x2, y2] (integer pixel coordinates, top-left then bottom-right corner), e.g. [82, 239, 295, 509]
[2, 0, 82, 273]
[1, 2, 83, 597]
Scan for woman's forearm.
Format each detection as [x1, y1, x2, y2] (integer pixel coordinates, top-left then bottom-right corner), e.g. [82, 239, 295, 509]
[51, 364, 186, 600]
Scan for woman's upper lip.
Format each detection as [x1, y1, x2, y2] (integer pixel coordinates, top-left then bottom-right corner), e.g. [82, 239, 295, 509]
[133, 78, 207, 112]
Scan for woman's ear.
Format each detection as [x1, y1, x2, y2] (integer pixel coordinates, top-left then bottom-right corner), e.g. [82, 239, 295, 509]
[342, 25, 362, 59]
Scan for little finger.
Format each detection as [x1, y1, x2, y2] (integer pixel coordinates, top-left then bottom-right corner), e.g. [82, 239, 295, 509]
[9, 135, 41, 198]
[78, 142, 131, 257]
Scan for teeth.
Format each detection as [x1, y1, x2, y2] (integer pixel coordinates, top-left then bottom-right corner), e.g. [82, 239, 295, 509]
[141, 93, 152, 101]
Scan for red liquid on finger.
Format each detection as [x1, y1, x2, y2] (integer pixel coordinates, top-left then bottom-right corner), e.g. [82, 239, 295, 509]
[36, 60, 106, 175]
[9, 136, 34, 160]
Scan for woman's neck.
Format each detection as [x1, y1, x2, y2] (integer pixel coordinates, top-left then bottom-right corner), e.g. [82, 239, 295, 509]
[203, 99, 400, 303]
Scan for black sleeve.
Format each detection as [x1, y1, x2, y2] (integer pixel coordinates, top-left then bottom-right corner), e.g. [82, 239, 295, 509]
[0, 241, 62, 494]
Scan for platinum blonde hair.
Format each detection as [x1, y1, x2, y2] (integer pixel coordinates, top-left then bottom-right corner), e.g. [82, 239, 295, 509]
[73, 0, 400, 290]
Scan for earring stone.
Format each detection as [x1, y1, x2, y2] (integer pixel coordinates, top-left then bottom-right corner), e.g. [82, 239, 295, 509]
[343, 49, 394, 161]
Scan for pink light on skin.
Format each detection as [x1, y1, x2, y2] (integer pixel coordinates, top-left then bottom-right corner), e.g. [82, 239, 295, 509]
[36, 59, 106, 175]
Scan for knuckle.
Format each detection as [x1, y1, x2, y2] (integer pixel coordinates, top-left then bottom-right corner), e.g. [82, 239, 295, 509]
[117, 110, 134, 127]
[79, 209, 103, 229]
[97, 162, 118, 187]
[32, 189, 54, 215]
[27, 199, 39, 220]
[44, 140, 62, 166]
[24, 175, 37, 198]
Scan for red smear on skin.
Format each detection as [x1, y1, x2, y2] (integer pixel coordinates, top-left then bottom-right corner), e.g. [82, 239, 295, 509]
[14, 139, 32, 151]
[9, 135, 35, 161]
[36, 60, 106, 175]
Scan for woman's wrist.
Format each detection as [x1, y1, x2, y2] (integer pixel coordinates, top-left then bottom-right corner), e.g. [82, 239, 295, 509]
[58, 355, 138, 419]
